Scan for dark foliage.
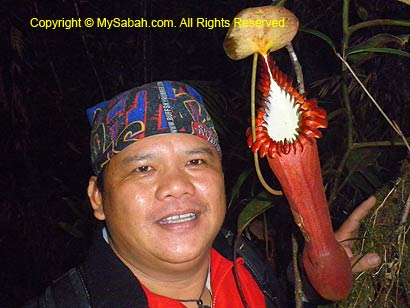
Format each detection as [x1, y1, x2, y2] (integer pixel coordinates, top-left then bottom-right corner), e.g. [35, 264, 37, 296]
[1, 0, 409, 307]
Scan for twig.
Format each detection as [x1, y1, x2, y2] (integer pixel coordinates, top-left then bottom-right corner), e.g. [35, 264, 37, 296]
[397, 194, 410, 244]
[349, 276, 365, 308]
[49, 60, 64, 101]
[395, 226, 407, 305]
[250, 54, 258, 145]
[292, 234, 303, 308]
[399, 194, 410, 226]
[286, 43, 305, 94]
[370, 186, 396, 229]
[360, 184, 397, 253]
[336, 53, 410, 156]
[73, 0, 105, 100]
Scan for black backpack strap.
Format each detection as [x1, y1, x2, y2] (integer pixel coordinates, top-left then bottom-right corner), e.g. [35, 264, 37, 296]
[40, 267, 91, 308]
[220, 229, 288, 308]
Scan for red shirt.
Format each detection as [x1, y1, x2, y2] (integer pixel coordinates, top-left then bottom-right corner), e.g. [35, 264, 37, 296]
[142, 248, 266, 308]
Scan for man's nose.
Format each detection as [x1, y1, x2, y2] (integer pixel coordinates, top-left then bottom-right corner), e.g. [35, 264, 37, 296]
[155, 167, 195, 200]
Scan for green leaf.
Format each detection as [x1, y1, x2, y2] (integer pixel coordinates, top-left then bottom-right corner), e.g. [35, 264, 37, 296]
[299, 28, 336, 51]
[347, 33, 410, 63]
[345, 148, 382, 194]
[228, 168, 253, 208]
[357, 6, 369, 21]
[346, 148, 380, 171]
[347, 171, 376, 194]
[360, 168, 383, 188]
[58, 222, 84, 238]
[347, 47, 410, 58]
[271, 0, 286, 6]
[62, 197, 84, 218]
[237, 191, 275, 234]
[347, 34, 410, 63]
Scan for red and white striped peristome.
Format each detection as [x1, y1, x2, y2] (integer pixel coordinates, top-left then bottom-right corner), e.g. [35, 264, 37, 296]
[247, 54, 328, 157]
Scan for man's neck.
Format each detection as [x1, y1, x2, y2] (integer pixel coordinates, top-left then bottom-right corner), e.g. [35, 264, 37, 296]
[110, 242, 212, 304]
[133, 255, 210, 300]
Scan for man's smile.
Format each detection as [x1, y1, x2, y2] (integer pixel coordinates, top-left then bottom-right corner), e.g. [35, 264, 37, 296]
[158, 213, 198, 225]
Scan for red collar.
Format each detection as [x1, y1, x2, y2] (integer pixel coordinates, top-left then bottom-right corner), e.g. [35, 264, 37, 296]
[141, 248, 266, 308]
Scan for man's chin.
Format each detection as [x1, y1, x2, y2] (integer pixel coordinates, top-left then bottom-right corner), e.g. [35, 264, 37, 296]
[157, 244, 211, 265]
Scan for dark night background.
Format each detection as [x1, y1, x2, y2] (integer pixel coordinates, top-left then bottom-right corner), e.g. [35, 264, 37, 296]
[1, 0, 409, 307]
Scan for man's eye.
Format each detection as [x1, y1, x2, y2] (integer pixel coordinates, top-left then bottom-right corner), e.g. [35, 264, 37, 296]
[135, 166, 152, 173]
[188, 159, 204, 166]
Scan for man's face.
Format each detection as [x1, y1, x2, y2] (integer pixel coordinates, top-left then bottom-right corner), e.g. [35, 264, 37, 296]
[88, 133, 226, 271]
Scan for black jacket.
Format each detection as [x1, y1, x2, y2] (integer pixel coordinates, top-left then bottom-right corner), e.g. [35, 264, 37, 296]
[23, 229, 321, 308]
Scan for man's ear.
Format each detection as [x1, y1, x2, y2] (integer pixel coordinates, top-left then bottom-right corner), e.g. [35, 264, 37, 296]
[87, 176, 105, 221]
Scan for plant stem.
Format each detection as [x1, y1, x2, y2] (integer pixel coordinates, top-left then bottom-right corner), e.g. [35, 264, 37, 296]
[292, 234, 303, 308]
[329, 82, 354, 206]
[286, 43, 305, 94]
[342, 0, 353, 147]
[329, 0, 354, 207]
[273, 0, 287, 6]
[353, 140, 409, 149]
[253, 152, 282, 195]
[350, 19, 410, 36]
[329, 147, 352, 207]
[250, 53, 282, 196]
[251, 53, 258, 143]
[342, 82, 353, 148]
[342, 0, 351, 58]
[330, 26, 410, 202]
[399, 194, 410, 226]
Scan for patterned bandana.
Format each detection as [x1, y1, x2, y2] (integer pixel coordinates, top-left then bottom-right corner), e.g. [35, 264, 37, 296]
[86, 80, 221, 176]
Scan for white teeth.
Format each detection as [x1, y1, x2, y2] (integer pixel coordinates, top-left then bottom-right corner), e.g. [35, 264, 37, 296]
[159, 213, 197, 225]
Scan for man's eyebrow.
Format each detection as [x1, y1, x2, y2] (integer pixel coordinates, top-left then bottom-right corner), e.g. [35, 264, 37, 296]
[185, 146, 216, 157]
[122, 153, 156, 165]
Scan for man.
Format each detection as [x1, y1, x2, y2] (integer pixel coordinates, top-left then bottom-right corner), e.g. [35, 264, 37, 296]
[24, 80, 380, 308]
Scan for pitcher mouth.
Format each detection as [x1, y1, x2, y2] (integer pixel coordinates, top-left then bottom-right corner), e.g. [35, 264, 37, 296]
[247, 54, 328, 157]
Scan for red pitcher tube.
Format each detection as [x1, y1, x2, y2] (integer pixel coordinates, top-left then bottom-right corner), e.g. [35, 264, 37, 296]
[247, 54, 353, 301]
